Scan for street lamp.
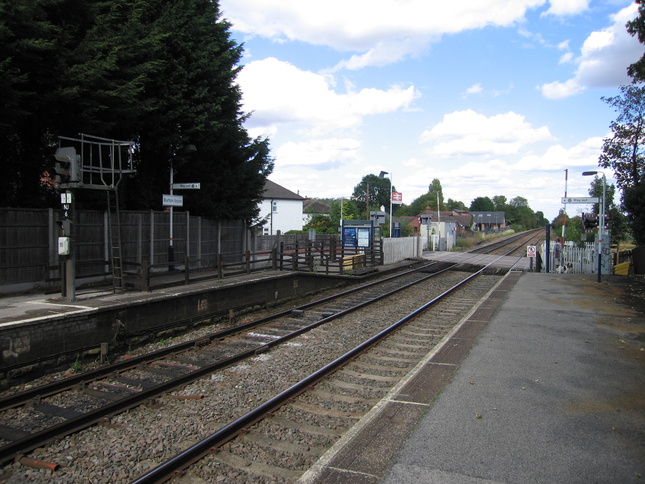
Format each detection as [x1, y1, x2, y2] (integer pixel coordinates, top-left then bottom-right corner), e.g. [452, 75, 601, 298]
[169, 144, 197, 270]
[379, 171, 393, 237]
[582, 170, 606, 283]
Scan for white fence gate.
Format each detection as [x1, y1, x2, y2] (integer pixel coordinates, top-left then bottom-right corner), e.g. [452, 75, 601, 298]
[541, 242, 606, 274]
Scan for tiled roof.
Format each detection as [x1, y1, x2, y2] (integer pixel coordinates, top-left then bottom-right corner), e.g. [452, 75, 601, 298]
[304, 199, 331, 213]
[263, 179, 305, 200]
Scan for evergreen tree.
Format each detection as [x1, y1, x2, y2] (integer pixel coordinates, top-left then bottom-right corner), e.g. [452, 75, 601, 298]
[0, 0, 273, 220]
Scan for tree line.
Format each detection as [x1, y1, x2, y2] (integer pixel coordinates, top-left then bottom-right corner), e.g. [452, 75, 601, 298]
[0, 0, 273, 221]
[303, 177, 548, 235]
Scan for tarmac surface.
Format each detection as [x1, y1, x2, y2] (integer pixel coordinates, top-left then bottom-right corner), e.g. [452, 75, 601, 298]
[300, 271, 645, 484]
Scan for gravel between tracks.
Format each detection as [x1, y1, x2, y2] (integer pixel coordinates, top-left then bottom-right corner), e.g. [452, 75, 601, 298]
[0, 271, 497, 483]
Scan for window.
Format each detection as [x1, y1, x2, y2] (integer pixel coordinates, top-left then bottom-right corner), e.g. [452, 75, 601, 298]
[272, 201, 278, 212]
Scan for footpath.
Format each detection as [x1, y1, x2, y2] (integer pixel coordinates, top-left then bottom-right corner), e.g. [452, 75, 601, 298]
[302, 272, 645, 484]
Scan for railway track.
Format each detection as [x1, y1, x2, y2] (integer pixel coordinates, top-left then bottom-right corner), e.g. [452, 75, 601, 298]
[131, 262, 511, 483]
[0, 233, 531, 482]
[0, 262, 468, 468]
[470, 227, 543, 257]
[163, 276, 497, 484]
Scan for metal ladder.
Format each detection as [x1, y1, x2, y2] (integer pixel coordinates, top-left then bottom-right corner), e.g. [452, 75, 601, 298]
[107, 189, 124, 292]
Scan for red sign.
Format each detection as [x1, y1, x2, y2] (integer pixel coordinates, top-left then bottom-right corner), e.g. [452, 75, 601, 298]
[392, 192, 403, 204]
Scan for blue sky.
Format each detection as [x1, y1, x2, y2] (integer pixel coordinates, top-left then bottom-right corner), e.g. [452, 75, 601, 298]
[219, 0, 643, 220]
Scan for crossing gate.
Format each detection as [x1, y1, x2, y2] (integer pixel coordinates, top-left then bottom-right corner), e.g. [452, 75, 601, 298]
[541, 242, 602, 274]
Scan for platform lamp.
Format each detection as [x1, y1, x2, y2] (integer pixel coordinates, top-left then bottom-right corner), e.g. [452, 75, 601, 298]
[379, 171, 393, 237]
[169, 144, 197, 271]
[582, 170, 606, 283]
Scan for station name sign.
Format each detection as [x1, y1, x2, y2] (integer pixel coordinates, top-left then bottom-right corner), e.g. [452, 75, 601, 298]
[561, 197, 599, 204]
[163, 194, 183, 207]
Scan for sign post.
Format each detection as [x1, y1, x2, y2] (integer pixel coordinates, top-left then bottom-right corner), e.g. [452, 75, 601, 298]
[166, 175, 200, 271]
[527, 245, 537, 272]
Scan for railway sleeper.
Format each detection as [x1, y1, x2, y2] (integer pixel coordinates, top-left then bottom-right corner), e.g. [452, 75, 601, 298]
[341, 368, 402, 383]
[210, 448, 304, 481]
[32, 402, 83, 420]
[308, 388, 380, 407]
[267, 415, 345, 438]
[288, 400, 363, 420]
[238, 429, 326, 457]
[374, 346, 423, 358]
[115, 376, 157, 390]
[323, 378, 389, 397]
[82, 387, 125, 402]
[350, 360, 413, 374]
[0, 424, 30, 442]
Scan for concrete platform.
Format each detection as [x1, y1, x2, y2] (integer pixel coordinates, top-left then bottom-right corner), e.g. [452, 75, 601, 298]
[300, 272, 645, 484]
[0, 261, 419, 377]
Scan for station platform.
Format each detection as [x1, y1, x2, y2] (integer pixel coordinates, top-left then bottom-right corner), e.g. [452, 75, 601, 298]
[0, 254, 525, 327]
[0, 270, 287, 326]
[301, 272, 645, 484]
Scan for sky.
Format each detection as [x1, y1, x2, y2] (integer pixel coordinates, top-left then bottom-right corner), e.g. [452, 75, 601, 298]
[219, 0, 643, 221]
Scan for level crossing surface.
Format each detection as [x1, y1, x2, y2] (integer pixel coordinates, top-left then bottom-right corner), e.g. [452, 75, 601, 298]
[422, 249, 533, 271]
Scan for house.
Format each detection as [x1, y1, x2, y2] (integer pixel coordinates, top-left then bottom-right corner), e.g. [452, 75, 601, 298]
[408, 208, 473, 235]
[303, 199, 331, 225]
[258, 180, 305, 235]
[470, 211, 506, 231]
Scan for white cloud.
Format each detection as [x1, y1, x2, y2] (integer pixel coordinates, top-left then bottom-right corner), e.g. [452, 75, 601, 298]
[543, 0, 590, 17]
[419, 110, 553, 158]
[237, 58, 418, 136]
[399, 136, 604, 217]
[462, 83, 484, 98]
[539, 4, 642, 99]
[559, 51, 574, 64]
[275, 138, 362, 170]
[512, 136, 604, 171]
[221, 0, 546, 68]
[539, 78, 585, 99]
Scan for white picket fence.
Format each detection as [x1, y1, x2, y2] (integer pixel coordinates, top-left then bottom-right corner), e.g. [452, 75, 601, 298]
[541, 242, 599, 274]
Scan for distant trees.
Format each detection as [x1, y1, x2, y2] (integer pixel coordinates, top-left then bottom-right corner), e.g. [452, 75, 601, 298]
[352, 174, 392, 217]
[587, 175, 630, 245]
[0, 0, 273, 220]
[303, 214, 337, 234]
[397, 178, 445, 216]
[492, 195, 508, 212]
[330, 199, 357, 225]
[469, 196, 494, 212]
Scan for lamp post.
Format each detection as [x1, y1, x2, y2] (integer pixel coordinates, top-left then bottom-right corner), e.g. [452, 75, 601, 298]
[168, 144, 197, 270]
[379, 171, 393, 237]
[582, 170, 606, 283]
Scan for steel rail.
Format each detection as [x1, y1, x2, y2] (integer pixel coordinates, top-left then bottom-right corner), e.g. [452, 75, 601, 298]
[0, 262, 456, 465]
[131, 260, 503, 484]
[470, 228, 543, 255]
[0, 262, 442, 411]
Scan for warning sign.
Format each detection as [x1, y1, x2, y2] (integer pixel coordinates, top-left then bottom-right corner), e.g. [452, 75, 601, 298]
[527, 245, 537, 258]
